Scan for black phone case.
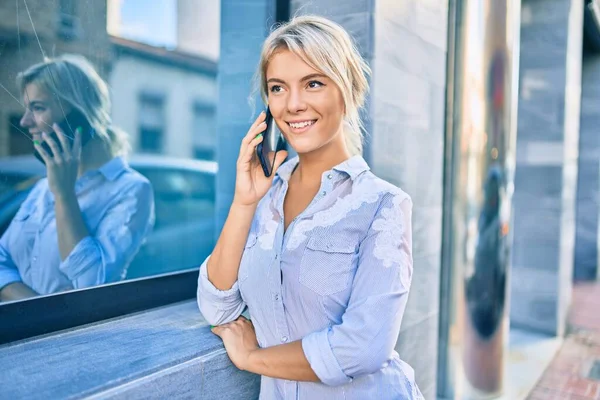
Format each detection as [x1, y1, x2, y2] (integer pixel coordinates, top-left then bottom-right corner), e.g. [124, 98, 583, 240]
[256, 108, 285, 177]
[34, 110, 94, 165]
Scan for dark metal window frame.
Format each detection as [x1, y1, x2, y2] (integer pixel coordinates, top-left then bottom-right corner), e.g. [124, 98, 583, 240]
[0, 0, 292, 347]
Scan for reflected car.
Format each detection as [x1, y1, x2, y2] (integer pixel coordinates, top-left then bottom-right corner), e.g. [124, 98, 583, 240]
[0, 154, 217, 280]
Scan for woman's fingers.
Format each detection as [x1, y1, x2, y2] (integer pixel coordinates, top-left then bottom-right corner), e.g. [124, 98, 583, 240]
[238, 112, 267, 159]
[240, 132, 264, 165]
[72, 127, 82, 160]
[42, 132, 63, 163]
[33, 139, 52, 164]
[53, 123, 71, 158]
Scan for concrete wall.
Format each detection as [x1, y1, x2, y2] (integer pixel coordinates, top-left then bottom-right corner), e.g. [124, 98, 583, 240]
[574, 49, 600, 280]
[511, 0, 584, 336]
[215, 0, 277, 233]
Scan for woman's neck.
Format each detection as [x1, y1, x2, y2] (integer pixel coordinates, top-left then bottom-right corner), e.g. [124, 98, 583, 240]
[78, 139, 114, 178]
[292, 143, 352, 187]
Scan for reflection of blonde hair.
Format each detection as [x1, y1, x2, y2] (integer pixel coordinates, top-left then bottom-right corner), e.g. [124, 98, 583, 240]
[256, 15, 371, 156]
[17, 54, 130, 156]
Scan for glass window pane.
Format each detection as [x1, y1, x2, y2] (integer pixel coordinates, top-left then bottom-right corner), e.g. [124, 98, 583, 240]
[0, 0, 220, 304]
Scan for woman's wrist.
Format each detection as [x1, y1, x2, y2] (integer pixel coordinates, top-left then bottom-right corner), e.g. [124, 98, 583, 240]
[244, 348, 264, 373]
[53, 188, 78, 208]
[231, 198, 259, 213]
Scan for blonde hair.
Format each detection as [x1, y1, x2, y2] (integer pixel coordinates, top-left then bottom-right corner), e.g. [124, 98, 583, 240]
[255, 15, 371, 156]
[17, 54, 130, 157]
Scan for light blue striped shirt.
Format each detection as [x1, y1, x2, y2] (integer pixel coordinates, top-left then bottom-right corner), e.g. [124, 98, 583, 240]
[0, 157, 155, 296]
[197, 155, 423, 399]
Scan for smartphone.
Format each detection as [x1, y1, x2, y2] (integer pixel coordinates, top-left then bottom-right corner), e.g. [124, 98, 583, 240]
[34, 109, 95, 165]
[256, 107, 286, 177]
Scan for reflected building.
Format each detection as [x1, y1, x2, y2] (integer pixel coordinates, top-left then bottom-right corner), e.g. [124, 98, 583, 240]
[0, 0, 111, 157]
[107, 0, 219, 161]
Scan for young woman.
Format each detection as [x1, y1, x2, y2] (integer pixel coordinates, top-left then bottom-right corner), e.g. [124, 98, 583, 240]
[0, 55, 154, 302]
[197, 15, 423, 399]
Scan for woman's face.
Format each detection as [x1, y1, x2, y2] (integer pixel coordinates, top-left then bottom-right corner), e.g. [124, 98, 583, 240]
[266, 49, 346, 155]
[20, 83, 71, 142]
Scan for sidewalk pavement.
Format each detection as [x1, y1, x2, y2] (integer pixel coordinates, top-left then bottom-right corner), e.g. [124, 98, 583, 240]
[527, 282, 600, 400]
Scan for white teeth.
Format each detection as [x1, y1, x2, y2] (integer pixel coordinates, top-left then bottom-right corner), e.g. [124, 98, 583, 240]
[289, 120, 315, 129]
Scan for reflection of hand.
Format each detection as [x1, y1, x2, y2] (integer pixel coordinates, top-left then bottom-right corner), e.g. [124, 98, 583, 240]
[34, 124, 82, 199]
[233, 111, 287, 207]
[211, 316, 259, 371]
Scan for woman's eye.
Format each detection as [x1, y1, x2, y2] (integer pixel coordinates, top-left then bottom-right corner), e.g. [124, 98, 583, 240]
[269, 85, 283, 93]
[32, 106, 45, 112]
[307, 80, 324, 89]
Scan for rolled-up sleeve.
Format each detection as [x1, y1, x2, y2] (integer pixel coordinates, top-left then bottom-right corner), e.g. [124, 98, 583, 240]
[302, 193, 413, 386]
[197, 256, 246, 326]
[0, 237, 21, 291]
[58, 180, 154, 288]
[0, 184, 44, 291]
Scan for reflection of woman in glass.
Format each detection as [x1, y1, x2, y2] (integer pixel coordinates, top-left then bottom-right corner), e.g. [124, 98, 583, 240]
[197, 16, 423, 399]
[466, 165, 505, 339]
[0, 55, 154, 302]
[463, 165, 507, 393]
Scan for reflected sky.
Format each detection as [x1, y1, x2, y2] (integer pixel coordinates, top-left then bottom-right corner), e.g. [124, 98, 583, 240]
[108, 0, 177, 48]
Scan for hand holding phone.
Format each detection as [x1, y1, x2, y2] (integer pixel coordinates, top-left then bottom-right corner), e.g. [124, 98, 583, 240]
[256, 107, 286, 177]
[34, 109, 94, 165]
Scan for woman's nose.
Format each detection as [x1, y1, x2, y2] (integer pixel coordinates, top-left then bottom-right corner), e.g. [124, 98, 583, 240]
[20, 109, 34, 128]
[286, 90, 307, 113]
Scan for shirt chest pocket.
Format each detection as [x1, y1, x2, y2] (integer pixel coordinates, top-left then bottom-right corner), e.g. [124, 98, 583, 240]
[12, 204, 41, 233]
[299, 235, 357, 296]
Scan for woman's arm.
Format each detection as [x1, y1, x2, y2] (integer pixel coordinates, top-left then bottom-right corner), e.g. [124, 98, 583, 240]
[57, 180, 154, 287]
[54, 189, 90, 261]
[249, 341, 319, 382]
[0, 191, 41, 301]
[211, 317, 319, 382]
[197, 112, 287, 326]
[0, 282, 38, 302]
[205, 202, 257, 291]
[197, 202, 257, 326]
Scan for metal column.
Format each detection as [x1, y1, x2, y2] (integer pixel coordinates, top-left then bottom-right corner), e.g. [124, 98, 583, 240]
[437, 0, 521, 398]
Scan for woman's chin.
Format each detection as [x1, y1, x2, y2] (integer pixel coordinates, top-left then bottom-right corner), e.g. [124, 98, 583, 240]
[286, 138, 321, 155]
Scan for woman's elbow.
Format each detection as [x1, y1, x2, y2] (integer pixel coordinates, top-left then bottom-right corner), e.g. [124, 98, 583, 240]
[344, 346, 396, 379]
[196, 294, 244, 326]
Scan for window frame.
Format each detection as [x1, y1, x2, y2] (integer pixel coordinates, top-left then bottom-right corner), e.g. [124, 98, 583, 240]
[0, 0, 291, 346]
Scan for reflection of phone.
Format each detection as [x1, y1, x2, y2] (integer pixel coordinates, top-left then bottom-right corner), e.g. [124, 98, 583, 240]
[256, 107, 285, 177]
[34, 109, 95, 165]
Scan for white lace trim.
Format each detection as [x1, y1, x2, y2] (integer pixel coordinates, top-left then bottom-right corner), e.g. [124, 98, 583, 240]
[372, 194, 406, 268]
[258, 218, 278, 250]
[257, 190, 278, 250]
[286, 187, 387, 251]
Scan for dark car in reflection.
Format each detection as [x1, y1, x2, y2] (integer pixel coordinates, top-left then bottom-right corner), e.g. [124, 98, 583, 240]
[0, 155, 217, 280]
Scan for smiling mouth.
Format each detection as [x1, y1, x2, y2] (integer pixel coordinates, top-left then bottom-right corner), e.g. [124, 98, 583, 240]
[287, 119, 317, 131]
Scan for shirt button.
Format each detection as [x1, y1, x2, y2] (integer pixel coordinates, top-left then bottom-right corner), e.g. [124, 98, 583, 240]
[275, 254, 278, 260]
[321, 191, 327, 196]
[274, 294, 279, 301]
[327, 174, 333, 179]
[281, 336, 288, 343]
[33, 257, 37, 262]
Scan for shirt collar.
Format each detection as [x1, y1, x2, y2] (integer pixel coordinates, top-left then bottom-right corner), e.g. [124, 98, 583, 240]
[275, 154, 370, 183]
[97, 156, 128, 181]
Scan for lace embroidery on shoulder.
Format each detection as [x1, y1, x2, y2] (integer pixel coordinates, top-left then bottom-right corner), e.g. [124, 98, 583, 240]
[286, 187, 385, 251]
[257, 188, 279, 250]
[372, 194, 406, 268]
